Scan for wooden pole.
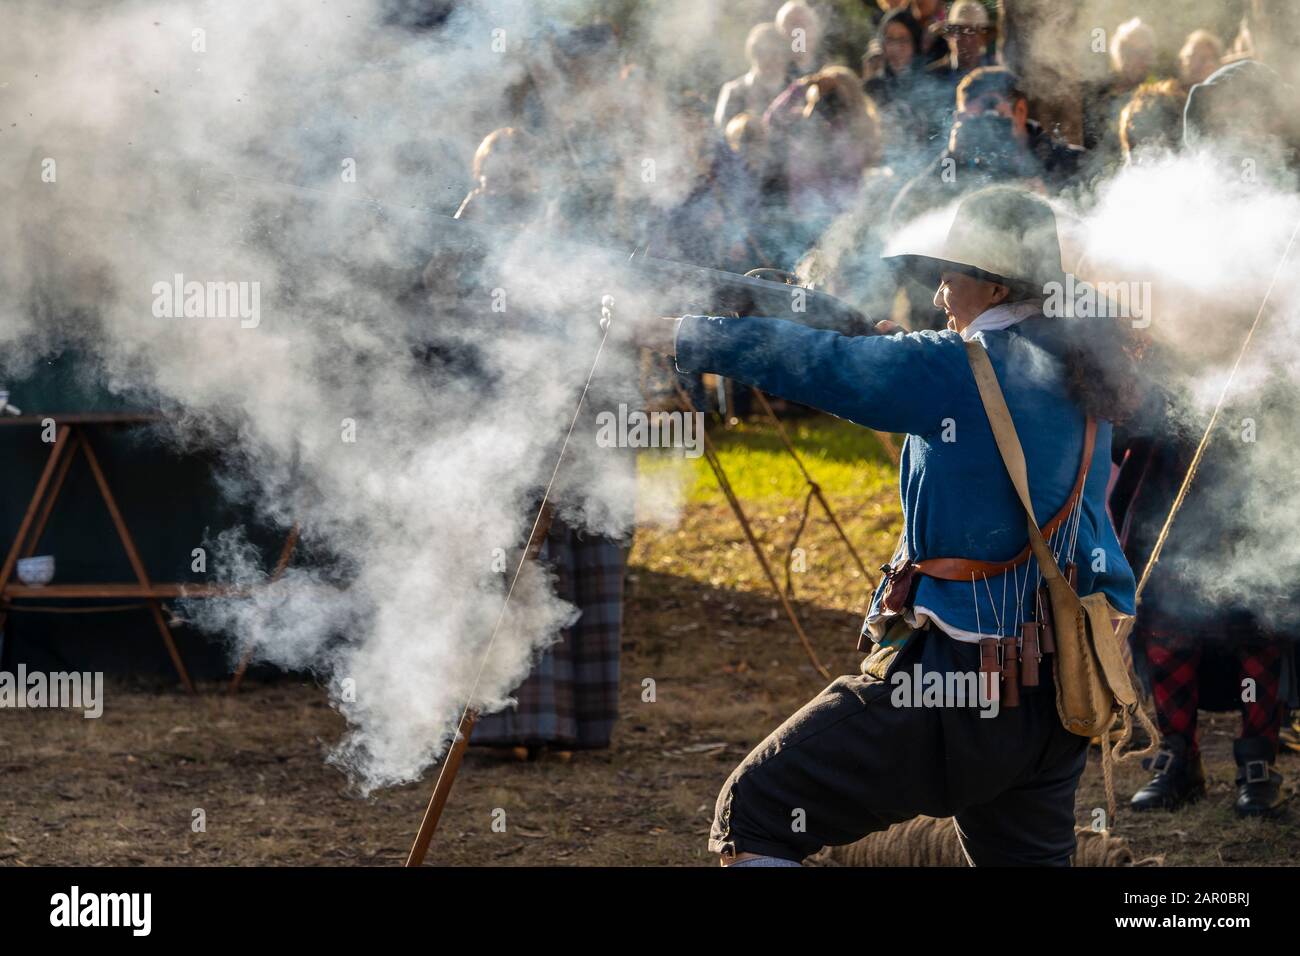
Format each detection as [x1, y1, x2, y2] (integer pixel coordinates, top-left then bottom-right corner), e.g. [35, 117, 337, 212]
[404, 708, 477, 868]
[401, 302, 607, 867]
[403, 505, 555, 867]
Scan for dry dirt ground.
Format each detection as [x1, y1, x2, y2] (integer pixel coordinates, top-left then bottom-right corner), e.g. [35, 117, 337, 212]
[2, 432, 1298, 866]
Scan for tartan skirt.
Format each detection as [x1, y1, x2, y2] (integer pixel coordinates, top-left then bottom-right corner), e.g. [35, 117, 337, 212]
[471, 518, 627, 749]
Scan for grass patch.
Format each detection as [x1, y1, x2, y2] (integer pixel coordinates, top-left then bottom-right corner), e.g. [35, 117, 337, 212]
[633, 411, 903, 617]
[639, 413, 898, 506]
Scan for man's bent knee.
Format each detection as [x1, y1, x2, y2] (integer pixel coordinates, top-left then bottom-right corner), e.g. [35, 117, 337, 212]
[708, 763, 807, 863]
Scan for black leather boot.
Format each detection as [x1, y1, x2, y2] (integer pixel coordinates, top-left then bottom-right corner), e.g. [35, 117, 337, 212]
[1130, 736, 1206, 812]
[1233, 737, 1285, 818]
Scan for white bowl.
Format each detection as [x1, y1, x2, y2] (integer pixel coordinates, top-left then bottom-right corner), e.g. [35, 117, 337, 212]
[17, 555, 55, 587]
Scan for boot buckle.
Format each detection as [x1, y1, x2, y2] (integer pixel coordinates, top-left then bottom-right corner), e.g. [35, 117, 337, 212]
[1151, 749, 1175, 773]
[1244, 759, 1271, 784]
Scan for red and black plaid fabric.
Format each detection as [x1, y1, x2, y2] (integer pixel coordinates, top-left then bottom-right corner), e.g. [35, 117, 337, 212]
[1240, 641, 1285, 746]
[1145, 631, 1201, 750]
[1143, 627, 1285, 753]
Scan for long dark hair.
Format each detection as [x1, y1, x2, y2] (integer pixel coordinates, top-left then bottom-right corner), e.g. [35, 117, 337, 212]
[1038, 309, 1143, 423]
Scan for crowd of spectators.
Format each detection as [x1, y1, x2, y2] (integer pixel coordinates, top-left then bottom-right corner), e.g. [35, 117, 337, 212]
[449, 2, 1293, 332]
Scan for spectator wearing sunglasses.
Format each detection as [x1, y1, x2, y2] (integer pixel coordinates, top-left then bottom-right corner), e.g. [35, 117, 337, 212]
[926, 1, 997, 85]
[922, 0, 998, 141]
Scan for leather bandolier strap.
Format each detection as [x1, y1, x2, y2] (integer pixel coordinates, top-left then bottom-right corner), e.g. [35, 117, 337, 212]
[869, 367, 1098, 663]
[913, 417, 1095, 581]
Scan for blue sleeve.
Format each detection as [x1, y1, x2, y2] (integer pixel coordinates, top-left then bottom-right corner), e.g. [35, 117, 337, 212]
[674, 314, 967, 436]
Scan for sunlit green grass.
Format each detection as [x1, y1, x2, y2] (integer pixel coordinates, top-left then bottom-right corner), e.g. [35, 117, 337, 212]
[639, 413, 898, 504]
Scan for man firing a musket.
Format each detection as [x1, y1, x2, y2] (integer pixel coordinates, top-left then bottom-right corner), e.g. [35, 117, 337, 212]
[634, 185, 1140, 866]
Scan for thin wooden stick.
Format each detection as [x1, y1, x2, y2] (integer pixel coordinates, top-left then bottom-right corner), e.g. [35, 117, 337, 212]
[750, 388, 876, 588]
[401, 298, 614, 869]
[1133, 220, 1300, 605]
[404, 504, 555, 867]
[671, 379, 831, 681]
[404, 709, 477, 868]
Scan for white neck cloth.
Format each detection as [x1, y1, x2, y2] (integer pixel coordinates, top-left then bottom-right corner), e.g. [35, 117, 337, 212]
[958, 299, 1044, 341]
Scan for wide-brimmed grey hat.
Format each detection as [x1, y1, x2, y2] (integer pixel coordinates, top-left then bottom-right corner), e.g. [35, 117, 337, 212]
[885, 186, 1067, 294]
